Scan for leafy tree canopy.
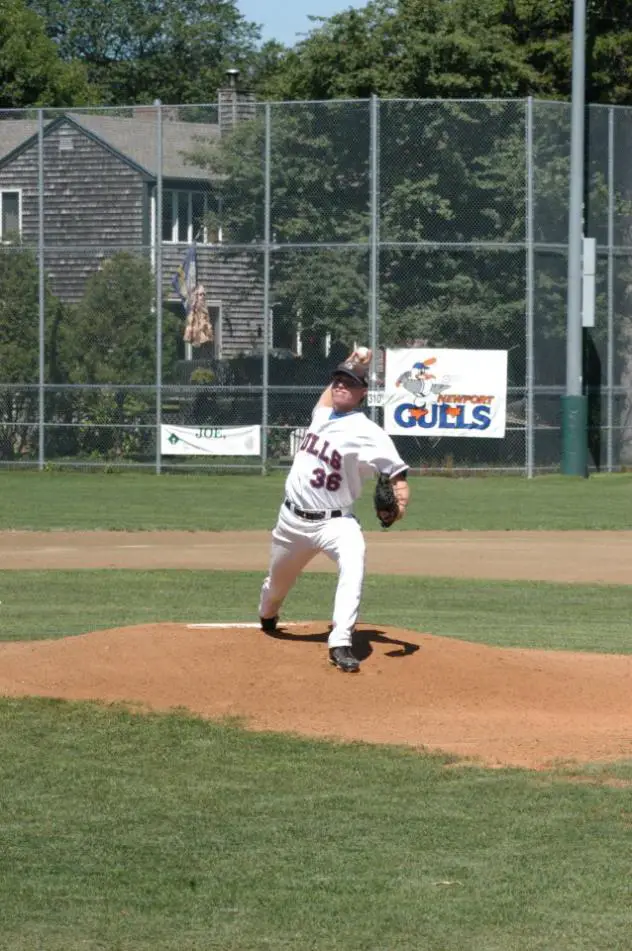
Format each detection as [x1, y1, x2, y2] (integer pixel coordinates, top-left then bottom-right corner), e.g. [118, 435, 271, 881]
[0, 0, 94, 107]
[62, 253, 165, 385]
[260, 0, 632, 106]
[26, 0, 264, 105]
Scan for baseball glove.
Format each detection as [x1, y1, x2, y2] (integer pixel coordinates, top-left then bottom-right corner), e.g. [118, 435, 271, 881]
[374, 473, 399, 528]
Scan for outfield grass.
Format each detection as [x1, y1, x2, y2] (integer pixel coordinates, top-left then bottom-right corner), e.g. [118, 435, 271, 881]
[2, 472, 632, 950]
[2, 470, 632, 530]
[1, 568, 631, 653]
[1, 698, 631, 951]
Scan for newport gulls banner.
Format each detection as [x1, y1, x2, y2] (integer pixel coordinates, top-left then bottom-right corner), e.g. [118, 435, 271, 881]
[383, 349, 508, 439]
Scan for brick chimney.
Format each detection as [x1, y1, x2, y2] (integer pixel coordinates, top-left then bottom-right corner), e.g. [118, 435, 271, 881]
[218, 68, 256, 136]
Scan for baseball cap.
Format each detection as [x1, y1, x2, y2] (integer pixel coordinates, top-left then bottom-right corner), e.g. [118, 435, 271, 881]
[331, 360, 369, 387]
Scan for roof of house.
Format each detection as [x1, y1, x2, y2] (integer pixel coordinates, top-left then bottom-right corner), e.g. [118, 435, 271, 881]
[0, 112, 221, 180]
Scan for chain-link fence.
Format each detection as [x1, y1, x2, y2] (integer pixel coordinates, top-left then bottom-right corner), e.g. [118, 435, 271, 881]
[1, 97, 631, 474]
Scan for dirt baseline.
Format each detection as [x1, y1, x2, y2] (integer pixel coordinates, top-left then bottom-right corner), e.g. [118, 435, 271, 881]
[4, 529, 632, 583]
[2, 620, 632, 769]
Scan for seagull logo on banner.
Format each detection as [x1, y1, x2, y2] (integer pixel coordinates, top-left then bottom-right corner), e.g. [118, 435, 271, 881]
[395, 358, 451, 417]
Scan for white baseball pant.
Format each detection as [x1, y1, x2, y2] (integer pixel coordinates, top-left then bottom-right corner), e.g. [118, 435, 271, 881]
[258, 504, 366, 647]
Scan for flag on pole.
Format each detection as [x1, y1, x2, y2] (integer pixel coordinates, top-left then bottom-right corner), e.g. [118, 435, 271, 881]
[172, 245, 197, 311]
[172, 245, 213, 346]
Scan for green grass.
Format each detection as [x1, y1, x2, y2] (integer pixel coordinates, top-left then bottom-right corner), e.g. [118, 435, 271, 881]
[1, 698, 631, 951]
[2, 470, 632, 530]
[2, 569, 631, 653]
[3, 472, 632, 950]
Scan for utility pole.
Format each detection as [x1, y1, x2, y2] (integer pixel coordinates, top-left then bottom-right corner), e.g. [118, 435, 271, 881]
[561, 0, 588, 476]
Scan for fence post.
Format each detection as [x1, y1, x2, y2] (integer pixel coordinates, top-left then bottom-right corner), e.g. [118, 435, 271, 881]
[369, 94, 380, 422]
[261, 102, 271, 474]
[607, 106, 614, 472]
[37, 109, 45, 470]
[525, 97, 535, 478]
[155, 100, 163, 474]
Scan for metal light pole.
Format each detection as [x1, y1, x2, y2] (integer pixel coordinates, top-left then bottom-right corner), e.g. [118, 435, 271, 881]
[561, 0, 588, 476]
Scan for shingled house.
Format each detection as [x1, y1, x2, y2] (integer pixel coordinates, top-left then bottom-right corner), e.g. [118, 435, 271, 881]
[0, 85, 264, 364]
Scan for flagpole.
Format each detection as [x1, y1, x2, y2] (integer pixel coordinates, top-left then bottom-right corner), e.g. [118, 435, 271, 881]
[561, 0, 588, 476]
[262, 102, 271, 475]
[155, 100, 163, 475]
[38, 109, 45, 469]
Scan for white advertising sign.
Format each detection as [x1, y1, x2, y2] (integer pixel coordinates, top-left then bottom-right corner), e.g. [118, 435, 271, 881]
[383, 348, 508, 439]
[160, 424, 261, 456]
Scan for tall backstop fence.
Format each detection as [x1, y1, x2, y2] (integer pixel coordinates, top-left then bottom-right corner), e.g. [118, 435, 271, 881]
[1, 97, 632, 475]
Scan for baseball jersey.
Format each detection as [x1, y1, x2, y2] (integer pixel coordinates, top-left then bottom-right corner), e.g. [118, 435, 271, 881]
[284, 407, 408, 512]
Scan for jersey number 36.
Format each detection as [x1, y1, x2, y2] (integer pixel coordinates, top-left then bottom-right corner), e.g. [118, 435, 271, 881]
[310, 468, 342, 491]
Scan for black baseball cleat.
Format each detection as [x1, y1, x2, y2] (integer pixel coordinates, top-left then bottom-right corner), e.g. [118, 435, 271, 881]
[328, 646, 360, 673]
[260, 616, 278, 633]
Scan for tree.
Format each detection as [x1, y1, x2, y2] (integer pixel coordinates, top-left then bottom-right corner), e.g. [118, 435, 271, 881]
[246, 40, 288, 95]
[188, 99, 530, 372]
[60, 252, 180, 459]
[65, 253, 159, 386]
[259, 0, 632, 107]
[0, 0, 94, 107]
[0, 245, 67, 459]
[187, 102, 374, 351]
[503, 0, 632, 105]
[259, 0, 541, 102]
[26, 0, 263, 105]
[190, 92, 632, 467]
[218, 0, 632, 468]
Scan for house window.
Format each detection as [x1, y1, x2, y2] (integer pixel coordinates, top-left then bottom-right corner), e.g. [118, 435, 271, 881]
[162, 190, 219, 244]
[298, 328, 332, 358]
[0, 191, 21, 241]
[272, 314, 295, 352]
[272, 314, 331, 358]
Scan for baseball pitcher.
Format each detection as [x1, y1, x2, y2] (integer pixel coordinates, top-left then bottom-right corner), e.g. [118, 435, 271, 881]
[259, 348, 410, 672]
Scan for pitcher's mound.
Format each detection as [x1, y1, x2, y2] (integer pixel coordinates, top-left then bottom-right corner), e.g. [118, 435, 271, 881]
[1, 621, 632, 770]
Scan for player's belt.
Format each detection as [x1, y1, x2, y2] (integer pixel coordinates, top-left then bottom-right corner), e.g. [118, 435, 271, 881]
[284, 500, 342, 521]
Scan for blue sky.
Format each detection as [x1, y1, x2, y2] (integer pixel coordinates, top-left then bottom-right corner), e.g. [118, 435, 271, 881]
[238, 0, 369, 46]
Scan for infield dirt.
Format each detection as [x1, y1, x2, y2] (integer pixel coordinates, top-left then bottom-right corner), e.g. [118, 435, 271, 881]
[2, 529, 631, 769]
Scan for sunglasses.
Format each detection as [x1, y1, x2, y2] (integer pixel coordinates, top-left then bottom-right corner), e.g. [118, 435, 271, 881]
[332, 375, 365, 390]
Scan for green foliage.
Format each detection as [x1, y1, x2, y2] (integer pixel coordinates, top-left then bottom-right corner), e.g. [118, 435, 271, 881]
[0, 246, 67, 459]
[187, 102, 373, 348]
[26, 0, 263, 105]
[0, 248, 41, 386]
[260, 0, 632, 106]
[261, 0, 537, 101]
[59, 251, 179, 386]
[54, 252, 180, 460]
[0, 0, 94, 107]
[188, 99, 531, 371]
[64, 252, 157, 385]
[189, 368, 216, 385]
[10, 0, 632, 109]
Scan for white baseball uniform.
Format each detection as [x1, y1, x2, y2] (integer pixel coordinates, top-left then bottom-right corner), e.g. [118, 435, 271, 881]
[259, 404, 408, 647]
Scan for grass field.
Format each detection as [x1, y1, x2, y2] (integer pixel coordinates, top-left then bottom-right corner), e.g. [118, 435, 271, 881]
[1, 471, 632, 950]
[2, 698, 632, 951]
[2, 469, 632, 530]
[2, 569, 632, 653]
